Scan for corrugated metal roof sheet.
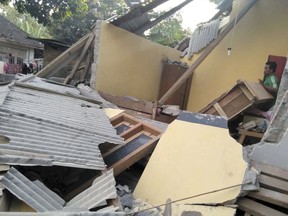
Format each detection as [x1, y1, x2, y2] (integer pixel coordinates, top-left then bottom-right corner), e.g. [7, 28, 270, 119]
[0, 212, 125, 216]
[67, 169, 117, 210]
[0, 81, 124, 170]
[0, 168, 123, 215]
[0, 167, 65, 212]
[117, 13, 150, 32]
[0, 15, 43, 49]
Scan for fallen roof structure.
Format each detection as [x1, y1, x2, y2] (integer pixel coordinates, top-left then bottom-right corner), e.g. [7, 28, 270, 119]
[0, 75, 130, 214]
[0, 77, 124, 170]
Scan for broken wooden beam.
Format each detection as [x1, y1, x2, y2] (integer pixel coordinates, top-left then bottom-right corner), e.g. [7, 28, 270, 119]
[36, 33, 91, 78]
[64, 32, 95, 84]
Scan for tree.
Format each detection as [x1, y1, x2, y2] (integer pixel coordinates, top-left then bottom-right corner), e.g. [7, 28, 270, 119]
[0, 0, 88, 25]
[48, 0, 128, 44]
[0, 0, 128, 43]
[146, 13, 190, 48]
[0, 4, 51, 38]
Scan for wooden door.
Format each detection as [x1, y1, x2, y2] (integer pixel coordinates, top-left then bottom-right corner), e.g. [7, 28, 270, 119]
[158, 62, 192, 110]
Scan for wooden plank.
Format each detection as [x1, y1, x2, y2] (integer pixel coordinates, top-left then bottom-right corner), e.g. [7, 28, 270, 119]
[36, 33, 90, 78]
[238, 134, 246, 145]
[110, 113, 139, 126]
[213, 102, 227, 117]
[14, 81, 102, 105]
[64, 32, 95, 84]
[102, 124, 143, 158]
[158, 0, 258, 105]
[251, 160, 288, 181]
[111, 0, 168, 25]
[238, 129, 264, 139]
[99, 92, 154, 114]
[237, 198, 288, 216]
[260, 174, 288, 194]
[134, 0, 193, 34]
[80, 48, 93, 82]
[248, 187, 288, 208]
[108, 134, 161, 176]
[239, 85, 256, 102]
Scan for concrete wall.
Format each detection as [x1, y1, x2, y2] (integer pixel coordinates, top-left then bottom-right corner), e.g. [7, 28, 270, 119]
[94, 22, 181, 101]
[184, 0, 288, 112]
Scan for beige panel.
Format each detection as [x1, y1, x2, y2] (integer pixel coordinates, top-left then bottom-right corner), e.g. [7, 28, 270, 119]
[184, 0, 288, 112]
[134, 119, 247, 206]
[95, 22, 181, 101]
[104, 108, 124, 119]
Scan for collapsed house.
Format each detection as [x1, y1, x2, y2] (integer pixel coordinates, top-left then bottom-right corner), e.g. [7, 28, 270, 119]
[0, 0, 288, 215]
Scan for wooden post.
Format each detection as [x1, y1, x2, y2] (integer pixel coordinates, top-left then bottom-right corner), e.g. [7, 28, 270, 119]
[158, 0, 258, 105]
[64, 32, 95, 84]
[36, 33, 91, 78]
[80, 49, 93, 82]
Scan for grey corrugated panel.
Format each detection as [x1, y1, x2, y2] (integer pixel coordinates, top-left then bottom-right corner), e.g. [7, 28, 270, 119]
[0, 108, 111, 143]
[19, 76, 81, 95]
[4, 86, 122, 141]
[0, 83, 124, 170]
[77, 84, 119, 109]
[120, 14, 150, 32]
[33, 180, 65, 206]
[66, 169, 117, 210]
[0, 167, 64, 212]
[0, 110, 106, 170]
[0, 85, 10, 105]
[0, 212, 125, 216]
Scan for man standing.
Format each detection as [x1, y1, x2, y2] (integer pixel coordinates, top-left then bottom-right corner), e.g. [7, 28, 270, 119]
[260, 61, 279, 97]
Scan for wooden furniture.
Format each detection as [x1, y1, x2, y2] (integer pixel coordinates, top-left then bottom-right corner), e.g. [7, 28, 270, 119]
[104, 113, 163, 176]
[238, 129, 263, 145]
[199, 80, 274, 120]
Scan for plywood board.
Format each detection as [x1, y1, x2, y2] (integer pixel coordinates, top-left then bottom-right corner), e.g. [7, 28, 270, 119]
[104, 108, 124, 118]
[134, 113, 247, 207]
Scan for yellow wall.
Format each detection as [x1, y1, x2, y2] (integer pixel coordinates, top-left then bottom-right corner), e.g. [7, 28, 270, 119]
[95, 22, 181, 101]
[185, 0, 288, 112]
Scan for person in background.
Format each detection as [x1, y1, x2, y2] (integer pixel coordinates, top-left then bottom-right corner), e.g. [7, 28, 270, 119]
[22, 63, 28, 74]
[28, 63, 34, 74]
[259, 61, 279, 97]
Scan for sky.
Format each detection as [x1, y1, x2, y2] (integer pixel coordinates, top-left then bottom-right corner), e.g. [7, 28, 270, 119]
[155, 0, 218, 31]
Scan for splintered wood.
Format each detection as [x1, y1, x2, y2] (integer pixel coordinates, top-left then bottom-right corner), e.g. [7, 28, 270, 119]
[237, 161, 288, 216]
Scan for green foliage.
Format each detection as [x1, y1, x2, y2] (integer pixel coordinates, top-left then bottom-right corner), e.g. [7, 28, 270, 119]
[0, 0, 128, 43]
[0, 0, 88, 25]
[95, 0, 128, 20]
[146, 13, 190, 48]
[0, 4, 51, 38]
[48, 0, 128, 44]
